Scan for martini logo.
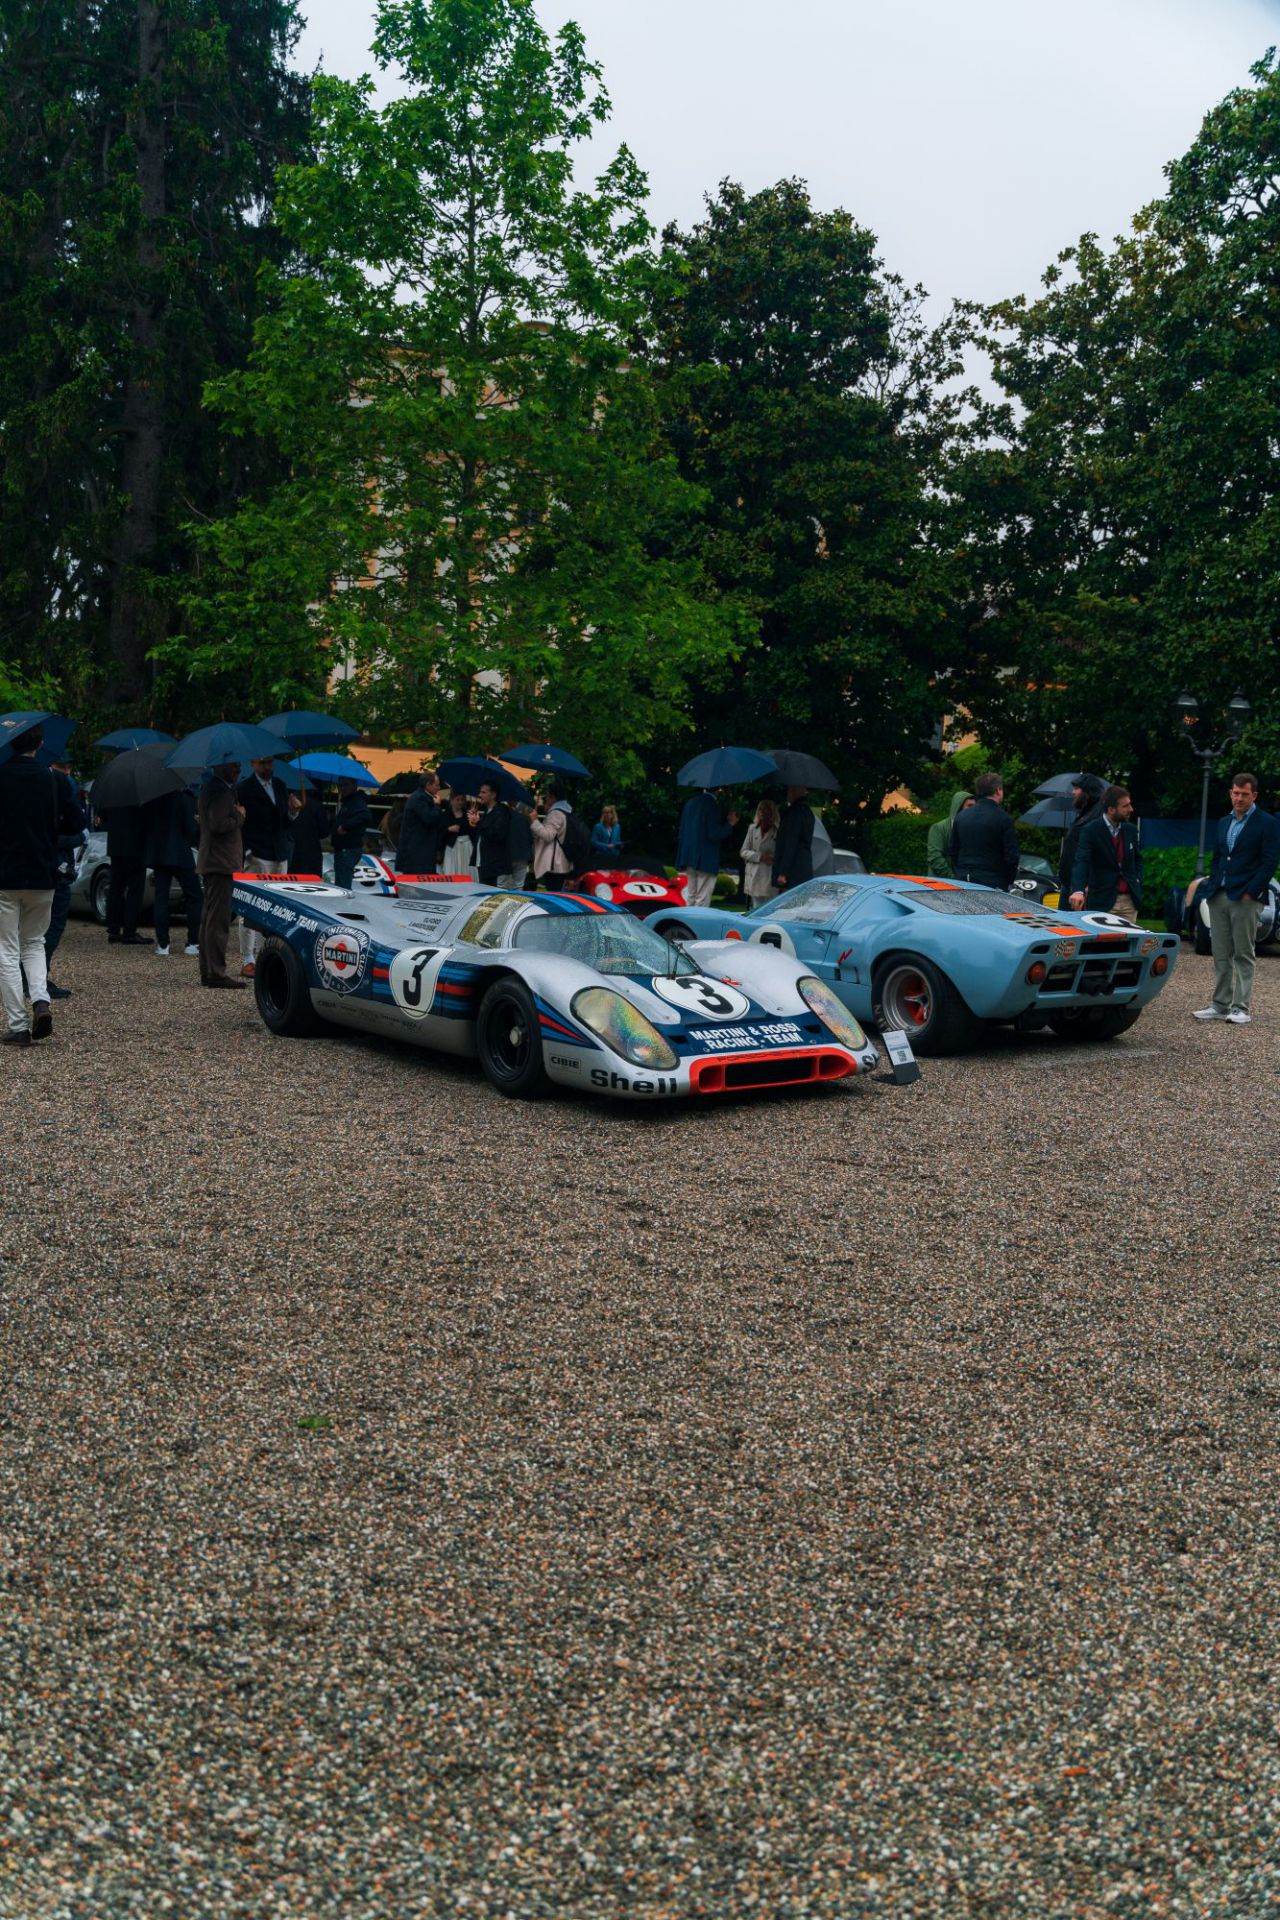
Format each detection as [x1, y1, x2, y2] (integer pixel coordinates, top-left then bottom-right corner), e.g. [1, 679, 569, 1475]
[313, 925, 369, 994]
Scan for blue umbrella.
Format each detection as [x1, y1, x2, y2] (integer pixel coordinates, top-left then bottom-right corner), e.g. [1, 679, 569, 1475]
[676, 746, 778, 788]
[298, 751, 380, 788]
[166, 722, 292, 772]
[261, 710, 360, 750]
[95, 727, 176, 753]
[504, 742, 590, 778]
[0, 711, 76, 769]
[273, 759, 318, 794]
[438, 755, 531, 805]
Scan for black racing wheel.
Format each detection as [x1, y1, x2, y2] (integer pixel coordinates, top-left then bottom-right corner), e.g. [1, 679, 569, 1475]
[1047, 1006, 1142, 1043]
[91, 867, 111, 925]
[255, 936, 326, 1037]
[873, 954, 979, 1055]
[476, 979, 550, 1098]
[655, 918, 697, 942]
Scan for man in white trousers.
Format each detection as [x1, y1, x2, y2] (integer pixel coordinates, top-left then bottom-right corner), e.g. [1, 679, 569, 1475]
[0, 724, 85, 1046]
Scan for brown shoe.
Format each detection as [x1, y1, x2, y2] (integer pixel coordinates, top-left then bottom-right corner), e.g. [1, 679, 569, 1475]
[205, 977, 247, 990]
[241, 961, 256, 978]
[31, 1001, 53, 1040]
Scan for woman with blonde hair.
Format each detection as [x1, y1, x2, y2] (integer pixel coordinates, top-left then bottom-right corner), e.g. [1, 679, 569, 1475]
[591, 803, 622, 862]
[741, 797, 779, 906]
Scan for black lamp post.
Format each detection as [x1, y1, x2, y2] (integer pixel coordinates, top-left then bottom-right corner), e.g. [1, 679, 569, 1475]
[1174, 689, 1252, 879]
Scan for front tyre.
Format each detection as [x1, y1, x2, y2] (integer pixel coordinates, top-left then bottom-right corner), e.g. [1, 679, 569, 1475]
[1047, 1006, 1142, 1043]
[91, 867, 111, 925]
[655, 918, 697, 942]
[255, 935, 326, 1037]
[477, 979, 550, 1098]
[873, 955, 979, 1055]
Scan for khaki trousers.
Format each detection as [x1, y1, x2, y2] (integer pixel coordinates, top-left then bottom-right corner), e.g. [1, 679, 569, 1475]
[1208, 891, 1263, 1013]
[1106, 893, 1138, 924]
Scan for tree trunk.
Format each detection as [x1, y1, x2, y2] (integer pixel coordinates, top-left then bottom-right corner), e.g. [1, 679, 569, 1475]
[104, 0, 166, 708]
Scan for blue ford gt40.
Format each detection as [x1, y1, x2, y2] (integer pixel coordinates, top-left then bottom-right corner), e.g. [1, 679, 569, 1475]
[643, 874, 1180, 1054]
[230, 875, 880, 1100]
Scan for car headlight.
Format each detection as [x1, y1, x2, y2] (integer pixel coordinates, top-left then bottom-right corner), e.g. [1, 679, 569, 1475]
[798, 975, 867, 1050]
[571, 988, 678, 1069]
[593, 882, 614, 901]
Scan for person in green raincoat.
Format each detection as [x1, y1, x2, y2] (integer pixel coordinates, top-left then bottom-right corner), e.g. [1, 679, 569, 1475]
[926, 790, 973, 877]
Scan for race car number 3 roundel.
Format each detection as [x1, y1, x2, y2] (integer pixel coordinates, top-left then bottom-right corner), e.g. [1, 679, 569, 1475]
[388, 945, 449, 1018]
[313, 925, 369, 994]
[651, 974, 751, 1020]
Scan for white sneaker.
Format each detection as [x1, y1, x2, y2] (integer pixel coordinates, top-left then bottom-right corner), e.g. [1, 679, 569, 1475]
[183, 943, 200, 956]
[1193, 1006, 1228, 1020]
[154, 945, 169, 957]
[1227, 1008, 1252, 1025]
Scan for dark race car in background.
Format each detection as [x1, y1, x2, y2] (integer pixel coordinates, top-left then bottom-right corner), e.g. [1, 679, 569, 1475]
[1165, 875, 1280, 955]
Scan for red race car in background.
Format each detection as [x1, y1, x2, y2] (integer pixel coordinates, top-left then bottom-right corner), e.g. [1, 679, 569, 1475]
[579, 866, 688, 915]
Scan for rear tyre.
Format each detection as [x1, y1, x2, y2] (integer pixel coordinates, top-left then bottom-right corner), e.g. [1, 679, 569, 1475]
[655, 919, 697, 942]
[873, 954, 979, 1055]
[1047, 1006, 1142, 1042]
[91, 868, 111, 925]
[476, 979, 550, 1098]
[255, 935, 325, 1037]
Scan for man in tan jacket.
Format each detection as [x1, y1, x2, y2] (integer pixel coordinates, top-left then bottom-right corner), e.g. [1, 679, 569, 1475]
[196, 761, 246, 989]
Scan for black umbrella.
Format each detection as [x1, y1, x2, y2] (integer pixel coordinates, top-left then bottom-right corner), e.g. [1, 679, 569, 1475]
[763, 748, 840, 791]
[1032, 771, 1090, 799]
[89, 742, 186, 809]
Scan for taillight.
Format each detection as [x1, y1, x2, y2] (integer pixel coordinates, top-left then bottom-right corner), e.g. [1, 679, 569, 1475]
[1152, 954, 1169, 976]
[1026, 961, 1047, 984]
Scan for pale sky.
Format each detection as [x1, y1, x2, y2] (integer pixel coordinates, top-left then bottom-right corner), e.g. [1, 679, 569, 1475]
[295, 0, 1280, 309]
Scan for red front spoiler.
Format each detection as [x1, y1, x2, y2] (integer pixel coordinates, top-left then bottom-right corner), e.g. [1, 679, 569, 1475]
[688, 1048, 855, 1094]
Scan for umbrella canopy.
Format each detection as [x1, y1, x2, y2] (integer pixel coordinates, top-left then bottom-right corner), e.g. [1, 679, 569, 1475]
[438, 755, 531, 805]
[1032, 771, 1092, 799]
[0, 711, 75, 769]
[1020, 798, 1076, 830]
[272, 759, 318, 794]
[89, 741, 186, 810]
[763, 748, 840, 791]
[95, 727, 176, 753]
[298, 751, 380, 788]
[166, 722, 291, 773]
[676, 746, 778, 788]
[503, 743, 590, 778]
[261, 709, 360, 750]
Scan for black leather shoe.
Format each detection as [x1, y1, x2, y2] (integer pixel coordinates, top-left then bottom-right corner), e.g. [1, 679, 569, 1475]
[107, 933, 122, 944]
[31, 1001, 53, 1040]
[119, 933, 146, 946]
[47, 983, 72, 1000]
[3, 1031, 31, 1047]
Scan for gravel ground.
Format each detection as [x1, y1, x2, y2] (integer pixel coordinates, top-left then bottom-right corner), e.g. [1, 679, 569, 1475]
[2, 922, 1278, 1918]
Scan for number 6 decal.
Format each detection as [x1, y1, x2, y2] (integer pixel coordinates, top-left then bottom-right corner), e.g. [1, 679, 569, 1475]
[389, 946, 449, 1018]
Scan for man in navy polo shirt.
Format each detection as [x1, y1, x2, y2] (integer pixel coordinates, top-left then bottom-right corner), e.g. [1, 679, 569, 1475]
[1194, 771, 1280, 1026]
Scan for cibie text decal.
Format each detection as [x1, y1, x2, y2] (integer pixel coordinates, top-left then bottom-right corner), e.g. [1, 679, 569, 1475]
[313, 925, 370, 994]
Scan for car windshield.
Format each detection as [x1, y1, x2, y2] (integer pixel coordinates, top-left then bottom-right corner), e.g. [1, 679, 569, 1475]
[746, 879, 853, 925]
[513, 912, 698, 976]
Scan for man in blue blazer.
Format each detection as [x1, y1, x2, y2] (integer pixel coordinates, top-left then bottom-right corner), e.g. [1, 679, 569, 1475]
[1194, 771, 1279, 1025]
[1069, 784, 1142, 922]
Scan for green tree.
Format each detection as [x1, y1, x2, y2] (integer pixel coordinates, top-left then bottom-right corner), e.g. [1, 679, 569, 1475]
[172, 0, 737, 783]
[0, 0, 310, 718]
[955, 52, 1280, 805]
[642, 179, 971, 822]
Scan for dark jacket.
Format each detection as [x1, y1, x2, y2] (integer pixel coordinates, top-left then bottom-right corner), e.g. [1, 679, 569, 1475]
[330, 792, 372, 854]
[772, 800, 815, 892]
[1071, 814, 1143, 910]
[1057, 776, 1107, 898]
[1206, 806, 1279, 901]
[475, 801, 512, 884]
[396, 787, 445, 875]
[99, 803, 148, 864]
[196, 777, 243, 876]
[0, 758, 86, 890]
[143, 789, 199, 871]
[508, 806, 532, 868]
[949, 796, 1019, 889]
[238, 772, 291, 863]
[677, 792, 734, 873]
[288, 796, 330, 876]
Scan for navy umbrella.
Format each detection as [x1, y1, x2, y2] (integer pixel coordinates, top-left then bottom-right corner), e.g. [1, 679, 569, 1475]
[676, 746, 778, 788]
[261, 710, 360, 751]
[89, 742, 186, 809]
[438, 755, 531, 805]
[763, 748, 840, 791]
[167, 722, 292, 772]
[0, 711, 76, 769]
[95, 727, 176, 753]
[504, 742, 590, 779]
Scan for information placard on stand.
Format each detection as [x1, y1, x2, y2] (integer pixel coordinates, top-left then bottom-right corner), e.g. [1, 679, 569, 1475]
[879, 1028, 922, 1085]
